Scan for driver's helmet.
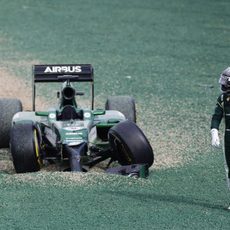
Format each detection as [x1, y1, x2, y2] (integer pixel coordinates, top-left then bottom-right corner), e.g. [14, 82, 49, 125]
[219, 67, 230, 92]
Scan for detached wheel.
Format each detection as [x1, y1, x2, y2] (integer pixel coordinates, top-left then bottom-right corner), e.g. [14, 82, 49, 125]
[105, 96, 136, 122]
[108, 120, 154, 167]
[10, 121, 41, 173]
[0, 98, 22, 148]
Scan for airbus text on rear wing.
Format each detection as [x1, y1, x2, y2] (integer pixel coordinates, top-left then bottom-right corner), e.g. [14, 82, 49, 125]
[33, 64, 94, 82]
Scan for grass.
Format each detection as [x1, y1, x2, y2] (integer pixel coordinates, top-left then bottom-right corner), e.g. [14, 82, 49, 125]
[1, 0, 230, 229]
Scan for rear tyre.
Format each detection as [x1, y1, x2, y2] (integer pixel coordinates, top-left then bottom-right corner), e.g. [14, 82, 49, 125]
[0, 98, 22, 148]
[105, 96, 136, 122]
[10, 121, 41, 173]
[108, 120, 154, 167]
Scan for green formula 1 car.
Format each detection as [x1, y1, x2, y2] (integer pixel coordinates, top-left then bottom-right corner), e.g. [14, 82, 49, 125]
[0, 64, 154, 177]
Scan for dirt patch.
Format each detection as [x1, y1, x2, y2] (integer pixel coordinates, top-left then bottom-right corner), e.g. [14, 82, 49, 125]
[137, 97, 210, 170]
[0, 67, 47, 110]
[2, 171, 91, 187]
[0, 160, 14, 173]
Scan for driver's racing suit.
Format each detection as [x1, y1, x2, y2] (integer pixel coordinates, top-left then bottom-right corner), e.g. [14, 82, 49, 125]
[211, 93, 230, 187]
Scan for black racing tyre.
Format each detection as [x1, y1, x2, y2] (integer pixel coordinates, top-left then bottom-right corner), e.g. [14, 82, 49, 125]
[105, 96, 136, 123]
[0, 98, 22, 148]
[108, 120, 154, 167]
[10, 121, 41, 173]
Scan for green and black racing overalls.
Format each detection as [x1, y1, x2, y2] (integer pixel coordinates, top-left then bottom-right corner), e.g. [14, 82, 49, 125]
[211, 93, 230, 183]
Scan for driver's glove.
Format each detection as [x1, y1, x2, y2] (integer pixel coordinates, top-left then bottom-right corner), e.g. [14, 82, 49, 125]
[211, 128, 220, 147]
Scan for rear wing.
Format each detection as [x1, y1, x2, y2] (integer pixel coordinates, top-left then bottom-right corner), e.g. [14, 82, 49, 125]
[32, 64, 94, 110]
[33, 64, 93, 82]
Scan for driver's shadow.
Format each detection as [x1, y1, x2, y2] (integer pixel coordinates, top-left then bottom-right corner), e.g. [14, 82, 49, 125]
[103, 189, 225, 212]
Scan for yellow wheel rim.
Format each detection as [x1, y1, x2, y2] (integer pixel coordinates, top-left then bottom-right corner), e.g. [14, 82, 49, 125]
[34, 129, 42, 166]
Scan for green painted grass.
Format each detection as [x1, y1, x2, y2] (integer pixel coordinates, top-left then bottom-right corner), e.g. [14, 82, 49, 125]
[1, 0, 230, 229]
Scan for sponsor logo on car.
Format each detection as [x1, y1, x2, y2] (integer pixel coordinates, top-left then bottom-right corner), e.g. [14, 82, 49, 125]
[44, 66, 82, 73]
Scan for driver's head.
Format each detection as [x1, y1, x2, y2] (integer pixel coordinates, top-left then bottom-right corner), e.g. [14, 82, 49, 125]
[219, 67, 230, 92]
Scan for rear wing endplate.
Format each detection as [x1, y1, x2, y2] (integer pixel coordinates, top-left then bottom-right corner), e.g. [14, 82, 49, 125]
[33, 64, 93, 82]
